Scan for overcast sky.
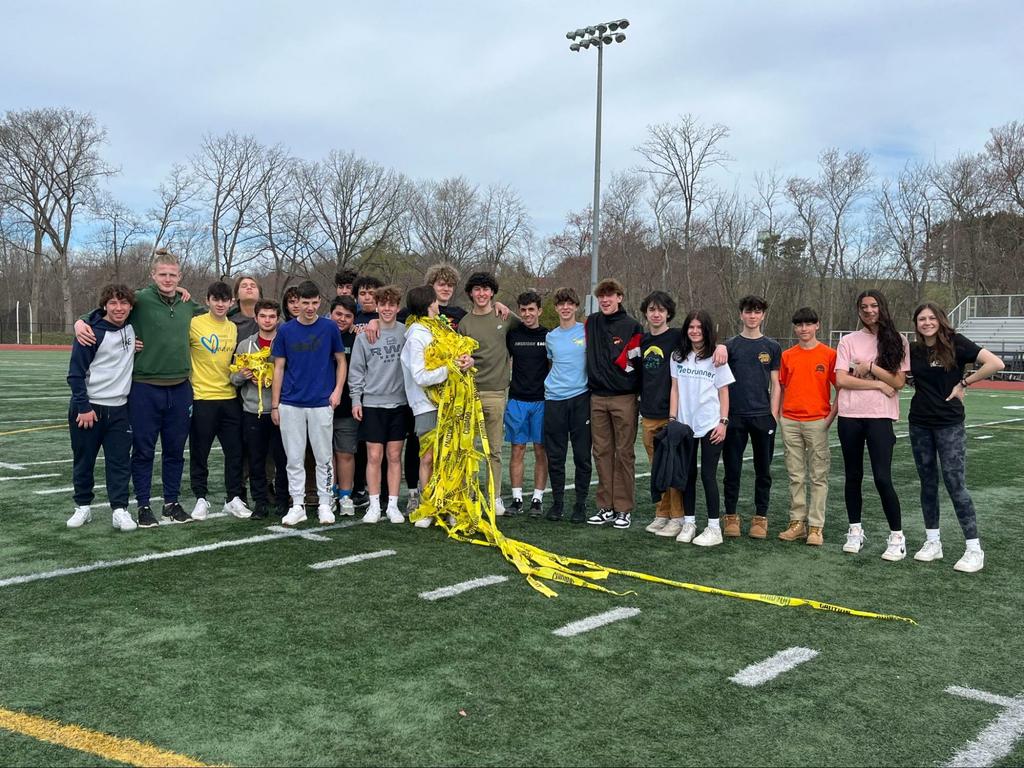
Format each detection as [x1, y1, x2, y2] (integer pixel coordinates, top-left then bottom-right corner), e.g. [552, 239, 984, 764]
[4, 0, 1020, 237]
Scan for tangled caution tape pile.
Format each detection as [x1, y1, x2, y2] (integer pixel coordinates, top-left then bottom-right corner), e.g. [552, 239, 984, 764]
[229, 346, 274, 415]
[408, 315, 916, 625]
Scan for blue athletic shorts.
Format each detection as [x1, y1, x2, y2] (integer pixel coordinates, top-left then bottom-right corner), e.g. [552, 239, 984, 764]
[504, 399, 544, 444]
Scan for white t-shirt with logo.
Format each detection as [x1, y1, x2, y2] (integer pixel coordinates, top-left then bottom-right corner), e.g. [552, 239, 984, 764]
[670, 352, 736, 438]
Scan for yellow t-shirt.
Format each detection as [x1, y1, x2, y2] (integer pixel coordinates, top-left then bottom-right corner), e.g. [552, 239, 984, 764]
[189, 314, 238, 400]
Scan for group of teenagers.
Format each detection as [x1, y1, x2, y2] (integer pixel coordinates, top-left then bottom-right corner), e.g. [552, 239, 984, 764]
[65, 249, 1003, 573]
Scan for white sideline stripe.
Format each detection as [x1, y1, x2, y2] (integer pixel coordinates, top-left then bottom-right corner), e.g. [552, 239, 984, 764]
[419, 574, 508, 601]
[0, 520, 360, 589]
[0, 396, 69, 401]
[266, 525, 331, 542]
[729, 647, 820, 687]
[0, 461, 26, 470]
[0, 418, 63, 425]
[552, 607, 641, 637]
[975, 435, 994, 440]
[36, 487, 76, 495]
[308, 549, 396, 570]
[945, 686, 1024, 767]
[0, 473, 59, 481]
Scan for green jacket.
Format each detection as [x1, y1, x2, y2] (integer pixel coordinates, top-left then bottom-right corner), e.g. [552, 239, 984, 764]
[129, 285, 203, 381]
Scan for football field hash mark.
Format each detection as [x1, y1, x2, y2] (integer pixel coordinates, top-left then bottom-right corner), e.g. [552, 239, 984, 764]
[945, 685, 1024, 767]
[552, 607, 641, 637]
[267, 525, 332, 542]
[419, 574, 508, 601]
[308, 549, 396, 569]
[729, 646, 820, 687]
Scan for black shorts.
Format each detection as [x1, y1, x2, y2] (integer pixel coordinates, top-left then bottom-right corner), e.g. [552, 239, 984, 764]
[359, 406, 408, 444]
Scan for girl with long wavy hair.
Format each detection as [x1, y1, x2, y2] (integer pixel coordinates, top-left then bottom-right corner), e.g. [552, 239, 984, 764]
[835, 289, 911, 561]
[907, 302, 1004, 572]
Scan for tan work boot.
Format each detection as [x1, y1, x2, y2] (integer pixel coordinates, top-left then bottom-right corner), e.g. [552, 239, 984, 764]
[749, 515, 768, 539]
[806, 526, 824, 546]
[723, 514, 741, 538]
[778, 520, 807, 542]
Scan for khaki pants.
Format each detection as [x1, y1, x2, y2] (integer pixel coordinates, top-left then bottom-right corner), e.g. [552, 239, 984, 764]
[477, 389, 507, 496]
[780, 416, 830, 528]
[591, 394, 639, 513]
[642, 417, 683, 517]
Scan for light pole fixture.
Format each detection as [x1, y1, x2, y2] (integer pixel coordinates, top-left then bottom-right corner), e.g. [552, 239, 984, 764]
[566, 19, 629, 313]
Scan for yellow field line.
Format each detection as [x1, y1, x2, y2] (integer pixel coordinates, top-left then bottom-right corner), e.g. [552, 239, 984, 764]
[0, 706, 215, 767]
[0, 424, 65, 437]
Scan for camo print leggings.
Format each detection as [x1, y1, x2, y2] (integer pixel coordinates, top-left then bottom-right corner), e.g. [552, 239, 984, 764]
[909, 423, 978, 540]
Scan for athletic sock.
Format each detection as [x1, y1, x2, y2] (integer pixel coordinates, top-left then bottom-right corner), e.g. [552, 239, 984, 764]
[684, 515, 695, 525]
[965, 538, 982, 552]
[925, 528, 941, 542]
[368, 495, 381, 512]
[512, 487, 523, 502]
[339, 488, 352, 498]
[891, 529, 904, 539]
[387, 495, 400, 511]
[532, 489, 544, 502]
[707, 518, 721, 530]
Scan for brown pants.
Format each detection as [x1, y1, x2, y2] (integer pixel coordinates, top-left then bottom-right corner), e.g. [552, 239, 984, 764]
[591, 394, 639, 513]
[642, 416, 684, 517]
[477, 389, 507, 496]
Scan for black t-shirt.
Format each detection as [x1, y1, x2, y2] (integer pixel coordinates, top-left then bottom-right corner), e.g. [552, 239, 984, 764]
[908, 333, 982, 428]
[334, 329, 356, 419]
[725, 335, 782, 416]
[506, 325, 549, 402]
[353, 310, 378, 335]
[640, 328, 681, 419]
[397, 304, 466, 331]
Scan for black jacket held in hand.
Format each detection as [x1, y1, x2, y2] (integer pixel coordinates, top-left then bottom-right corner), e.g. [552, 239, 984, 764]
[651, 419, 696, 503]
[584, 308, 643, 396]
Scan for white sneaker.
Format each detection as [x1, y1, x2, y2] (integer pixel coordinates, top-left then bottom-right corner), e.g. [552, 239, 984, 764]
[954, 549, 985, 573]
[386, 507, 405, 524]
[318, 504, 335, 525]
[281, 505, 307, 526]
[362, 507, 382, 524]
[414, 516, 433, 528]
[66, 506, 92, 528]
[494, 498, 505, 517]
[843, 525, 866, 554]
[645, 517, 669, 533]
[191, 498, 210, 521]
[656, 519, 684, 538]
[692, 526, 723, 547]
[111, 508, 137, 532]
[223, 496, 253, 519]
[913, 540, 944, 562]
[406, 490, 420, 516]
[675, 521, 697, 543]
[881, 532, 906, 562]
[338, 496, 355, 516]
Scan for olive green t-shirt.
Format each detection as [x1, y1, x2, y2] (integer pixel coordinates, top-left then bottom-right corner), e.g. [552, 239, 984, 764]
[458, 310, 520, 392]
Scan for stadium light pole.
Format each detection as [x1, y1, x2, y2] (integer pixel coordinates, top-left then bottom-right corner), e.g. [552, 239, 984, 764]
[566, 19, 629, 313]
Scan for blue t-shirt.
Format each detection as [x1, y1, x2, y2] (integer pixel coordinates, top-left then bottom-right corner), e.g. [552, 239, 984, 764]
[545, 322, 588, 401]
[271, 317, 344, 407]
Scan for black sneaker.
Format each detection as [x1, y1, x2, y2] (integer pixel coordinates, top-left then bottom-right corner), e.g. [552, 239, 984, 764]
[251, 504, 270, 521]
[137, 506, 159, 528]
[545, 504, 564, 522]
[587, 507, 616, 526]
[161, 502, 192, 524]
[350, 490, 370, 509]
[612, 511, 632, 529]
[529, 499, 543, 518]
[508, 498, 523, 517]
[571, 506, 588, 524]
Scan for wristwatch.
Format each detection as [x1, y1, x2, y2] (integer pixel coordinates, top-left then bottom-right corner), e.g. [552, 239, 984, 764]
[719, 418, 729, 426]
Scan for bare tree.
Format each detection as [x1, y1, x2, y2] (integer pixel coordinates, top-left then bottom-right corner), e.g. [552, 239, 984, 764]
[149, 163, 200, 255]
[985, 121, 1024, 214]
[646, 174, 681, 288]
[876, 162, 934, 302]
[706, 187, 757, 312]
[90, 192, 146, 281]
[930, 152, 996, 292]
[410, 176, 482, 268]
[635, 114, 731, 305]
[479, 183, 532, 271]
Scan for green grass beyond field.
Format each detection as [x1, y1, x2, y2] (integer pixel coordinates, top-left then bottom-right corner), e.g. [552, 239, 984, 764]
[0, 350, 1022, 767]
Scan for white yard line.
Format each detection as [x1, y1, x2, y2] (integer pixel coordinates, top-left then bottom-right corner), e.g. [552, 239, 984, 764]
[945, 686, 1024, 768]
[35, 487, 76, 495]
[266, 525, 332, 542]
[0, 520, 360, 589]
[0, 461, 26, 470]
[308, 549, 396, 570]
[0, 419, 63, 425]
[729, 647, 820, 687]
[419, 574, 508, 601]
[0, 473, 59, 481]
[552, 607, 641, 637]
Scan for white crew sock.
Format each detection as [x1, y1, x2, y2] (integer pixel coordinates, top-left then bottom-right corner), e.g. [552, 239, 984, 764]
[511, 487, 523, 502]
[368, 495, 381, 512]
[387, 495, 400, 511]
[532, 488, 544, 501]
[684, 515, 695, 525]
[925, 528, 941, 542]
[707, 518, 721, 530]
[965, 538, 982, 552]
[890, 529, 904, 540]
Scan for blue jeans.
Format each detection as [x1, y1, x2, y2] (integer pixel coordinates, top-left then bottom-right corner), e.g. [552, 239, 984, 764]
[129, 380, 193, 506]
[909, 423, 978, 539]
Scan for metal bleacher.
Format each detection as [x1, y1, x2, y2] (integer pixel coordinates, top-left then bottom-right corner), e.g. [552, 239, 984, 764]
[950, 295, 1024, 380]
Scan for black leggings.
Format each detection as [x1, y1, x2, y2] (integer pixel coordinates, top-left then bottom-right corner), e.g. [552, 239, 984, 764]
[837, 416, 901, 530]
[684, 435, 724, 520]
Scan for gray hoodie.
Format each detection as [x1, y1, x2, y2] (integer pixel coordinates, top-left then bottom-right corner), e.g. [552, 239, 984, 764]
[230, 332, 275, 415]
[349, 324, 407, 408]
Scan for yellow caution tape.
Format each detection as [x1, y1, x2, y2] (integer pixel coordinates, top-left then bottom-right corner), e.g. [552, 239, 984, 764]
[229, 346, 274, 415]
[408, 315, 916, 625]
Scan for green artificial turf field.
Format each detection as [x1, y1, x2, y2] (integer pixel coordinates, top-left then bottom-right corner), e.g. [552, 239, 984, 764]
[0, 349, 1022, 767]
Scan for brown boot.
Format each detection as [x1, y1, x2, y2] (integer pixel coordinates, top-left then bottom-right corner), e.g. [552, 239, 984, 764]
[778, 520, 807, 542]
[806, 526, 824, 546]
[723, 514, 741, 538]
[749, 515, 768, 539]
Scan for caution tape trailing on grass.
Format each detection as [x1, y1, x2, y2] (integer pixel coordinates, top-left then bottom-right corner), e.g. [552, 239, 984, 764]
[407, 315, 916, 625]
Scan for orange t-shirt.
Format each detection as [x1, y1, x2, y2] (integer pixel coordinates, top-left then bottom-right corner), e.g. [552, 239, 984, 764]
[780, 342, 837, 421]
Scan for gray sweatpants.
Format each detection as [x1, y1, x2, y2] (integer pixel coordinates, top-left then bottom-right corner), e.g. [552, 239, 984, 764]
[279, 404, 334, 507]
